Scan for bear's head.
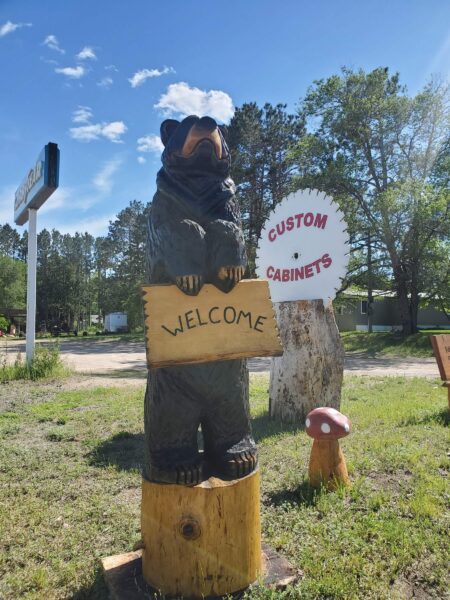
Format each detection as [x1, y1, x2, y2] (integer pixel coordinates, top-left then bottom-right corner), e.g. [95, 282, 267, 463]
[160, 115, 230, 178]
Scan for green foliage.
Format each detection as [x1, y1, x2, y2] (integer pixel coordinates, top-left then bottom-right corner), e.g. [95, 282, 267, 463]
[293, 68, 450, 333]
[0, 315, 10, 332]
[0, 344, 69, 382]
[0, 255, 26, 309]
[227, 103, 304, 274]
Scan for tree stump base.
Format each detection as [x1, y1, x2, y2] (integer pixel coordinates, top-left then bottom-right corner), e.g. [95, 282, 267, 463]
[270, 300, 344, 423]
[139, 471, 261, 598]
[101, 544, 299, 599]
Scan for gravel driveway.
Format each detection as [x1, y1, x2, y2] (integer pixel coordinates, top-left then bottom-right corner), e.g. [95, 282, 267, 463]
[0, 338, 440, 379]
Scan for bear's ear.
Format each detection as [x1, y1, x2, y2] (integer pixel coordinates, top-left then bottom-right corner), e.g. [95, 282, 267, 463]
[219, 125, 228, 141]
[160, 119, 180, 147]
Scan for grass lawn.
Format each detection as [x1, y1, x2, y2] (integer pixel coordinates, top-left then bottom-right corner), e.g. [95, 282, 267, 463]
[340, 331, 448, 358]
[0, 375, 448, 599]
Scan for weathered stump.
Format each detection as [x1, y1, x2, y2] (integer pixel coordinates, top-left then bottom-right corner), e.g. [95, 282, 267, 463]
[269, 300, 344, 423]
[141, 471, 261, 598]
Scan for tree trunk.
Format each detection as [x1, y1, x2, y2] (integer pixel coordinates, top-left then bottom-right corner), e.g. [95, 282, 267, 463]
[269, 300, 344, 423]
[141, 472, 261, 597]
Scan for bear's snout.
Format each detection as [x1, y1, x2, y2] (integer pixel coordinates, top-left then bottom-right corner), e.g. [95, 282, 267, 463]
[181, 119, 223, 159]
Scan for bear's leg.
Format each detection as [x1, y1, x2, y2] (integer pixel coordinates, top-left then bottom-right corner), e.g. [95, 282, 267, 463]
[200, 360, 258, 479]
[144, 368, 203, 485]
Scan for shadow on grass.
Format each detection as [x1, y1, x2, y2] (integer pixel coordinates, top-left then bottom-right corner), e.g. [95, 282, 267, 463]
[399, 408, 449, 427]
[251, 411, 303, 443]
[88, 431, 144, 471]
[264, 480, 321, 508]
[70, 565, 109, 600]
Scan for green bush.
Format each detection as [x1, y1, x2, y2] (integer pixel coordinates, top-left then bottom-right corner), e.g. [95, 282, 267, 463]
[0, 315, 10, 332]
[0, 344, 69, 382]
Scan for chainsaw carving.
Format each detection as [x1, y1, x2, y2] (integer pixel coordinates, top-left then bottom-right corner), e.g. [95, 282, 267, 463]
[144, 115, 257, 485]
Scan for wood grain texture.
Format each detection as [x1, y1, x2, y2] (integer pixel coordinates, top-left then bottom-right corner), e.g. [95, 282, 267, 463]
[431, 334, 450, 381]
[308, 439, 350, 490]
[141, 471, 262, 597]
[142, 279, 282, 368]
[270, 300, 344, 423]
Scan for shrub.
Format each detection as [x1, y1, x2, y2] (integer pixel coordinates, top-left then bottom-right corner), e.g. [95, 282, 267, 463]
[0, 315, 10, 333]
[0, 344, 69, 382]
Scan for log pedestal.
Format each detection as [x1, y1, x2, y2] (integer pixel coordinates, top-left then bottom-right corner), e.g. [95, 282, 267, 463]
[141, 471, 261, 598]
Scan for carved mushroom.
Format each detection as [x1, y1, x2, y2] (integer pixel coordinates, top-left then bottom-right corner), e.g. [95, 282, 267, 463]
[305, 407, 351, 490]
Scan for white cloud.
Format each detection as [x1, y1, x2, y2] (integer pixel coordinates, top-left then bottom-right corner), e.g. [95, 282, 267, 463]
[55, 65, 85, 79]
[76, 46, 97, 60]
[43, 34, 65, 54]
[72, 105, 93, 124]
[137, 134, 164, 154]
[70, 121, 127, 143]
[97, 76, 113, 89]
[105, 64, 118, 72]
[69, 107, 127, 143]
[92, 158, 122, 194]
[137, 156, 147, 164]
[155, 82, 234, 123]
[128, 66, 174, 88]
[0, 21, 32, 38]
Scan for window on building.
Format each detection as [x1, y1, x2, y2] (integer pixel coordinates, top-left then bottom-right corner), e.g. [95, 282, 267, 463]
[361, 300, 368, 314]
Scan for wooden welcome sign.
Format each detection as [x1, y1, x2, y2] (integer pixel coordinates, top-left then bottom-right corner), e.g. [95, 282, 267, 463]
[142, 279, 283, 368]
[431, 334, 450, 381]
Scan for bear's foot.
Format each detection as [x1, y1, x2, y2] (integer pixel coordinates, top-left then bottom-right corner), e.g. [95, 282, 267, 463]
[146, 460, 204, 486]
[213, 266, 245, 293]
[216, 448, 258, 479]
[175, 274, 204, 296]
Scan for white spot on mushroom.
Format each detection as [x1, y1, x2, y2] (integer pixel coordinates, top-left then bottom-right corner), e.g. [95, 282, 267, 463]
[344, 423, 350, 432]
[320, 422, 331, 434]
[305, 418, 311, 428]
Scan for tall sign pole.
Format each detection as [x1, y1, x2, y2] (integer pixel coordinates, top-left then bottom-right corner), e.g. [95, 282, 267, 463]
[25, 209, 38, 363]
[14, 143, 60, 364]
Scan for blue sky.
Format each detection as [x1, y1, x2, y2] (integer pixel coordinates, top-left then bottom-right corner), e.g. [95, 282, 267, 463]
[1, 0, 449, 237]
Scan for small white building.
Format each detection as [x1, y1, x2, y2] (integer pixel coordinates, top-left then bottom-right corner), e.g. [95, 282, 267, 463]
[105, 312, 128, 333]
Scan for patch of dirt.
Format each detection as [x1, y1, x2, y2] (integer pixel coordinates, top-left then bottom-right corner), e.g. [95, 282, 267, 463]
[365, 470, 414, 497]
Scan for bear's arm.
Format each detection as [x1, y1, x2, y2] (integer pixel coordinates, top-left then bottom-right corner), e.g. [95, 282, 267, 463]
[147, 197, 206, 295]
[205, 219, 247, 293]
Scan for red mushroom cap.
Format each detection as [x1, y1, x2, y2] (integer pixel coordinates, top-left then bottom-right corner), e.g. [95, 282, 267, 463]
[305, 407, 351, 440]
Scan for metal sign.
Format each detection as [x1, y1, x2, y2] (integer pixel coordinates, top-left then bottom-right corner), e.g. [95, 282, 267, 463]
[14, 142, 60, 225]
[256, 189, 349, 302]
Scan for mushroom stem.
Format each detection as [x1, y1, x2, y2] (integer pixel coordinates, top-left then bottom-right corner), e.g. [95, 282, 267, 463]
[308, 438, 350, 490]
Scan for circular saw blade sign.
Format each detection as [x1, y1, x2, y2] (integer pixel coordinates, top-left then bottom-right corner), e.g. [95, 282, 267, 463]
[256, 189, 349, 302]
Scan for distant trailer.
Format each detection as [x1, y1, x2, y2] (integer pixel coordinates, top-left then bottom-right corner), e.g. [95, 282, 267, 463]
[105, 312, 128, 333]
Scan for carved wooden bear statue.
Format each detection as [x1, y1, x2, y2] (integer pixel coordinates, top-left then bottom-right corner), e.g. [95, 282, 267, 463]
[144, 115, 257, 485]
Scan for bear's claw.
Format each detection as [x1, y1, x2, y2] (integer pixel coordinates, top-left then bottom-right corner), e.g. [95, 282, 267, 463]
[176, 462, 203, 486]
[219, 448, 258, 479]
[175, 275, 204, 296]
[215, 265, 245, 293]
